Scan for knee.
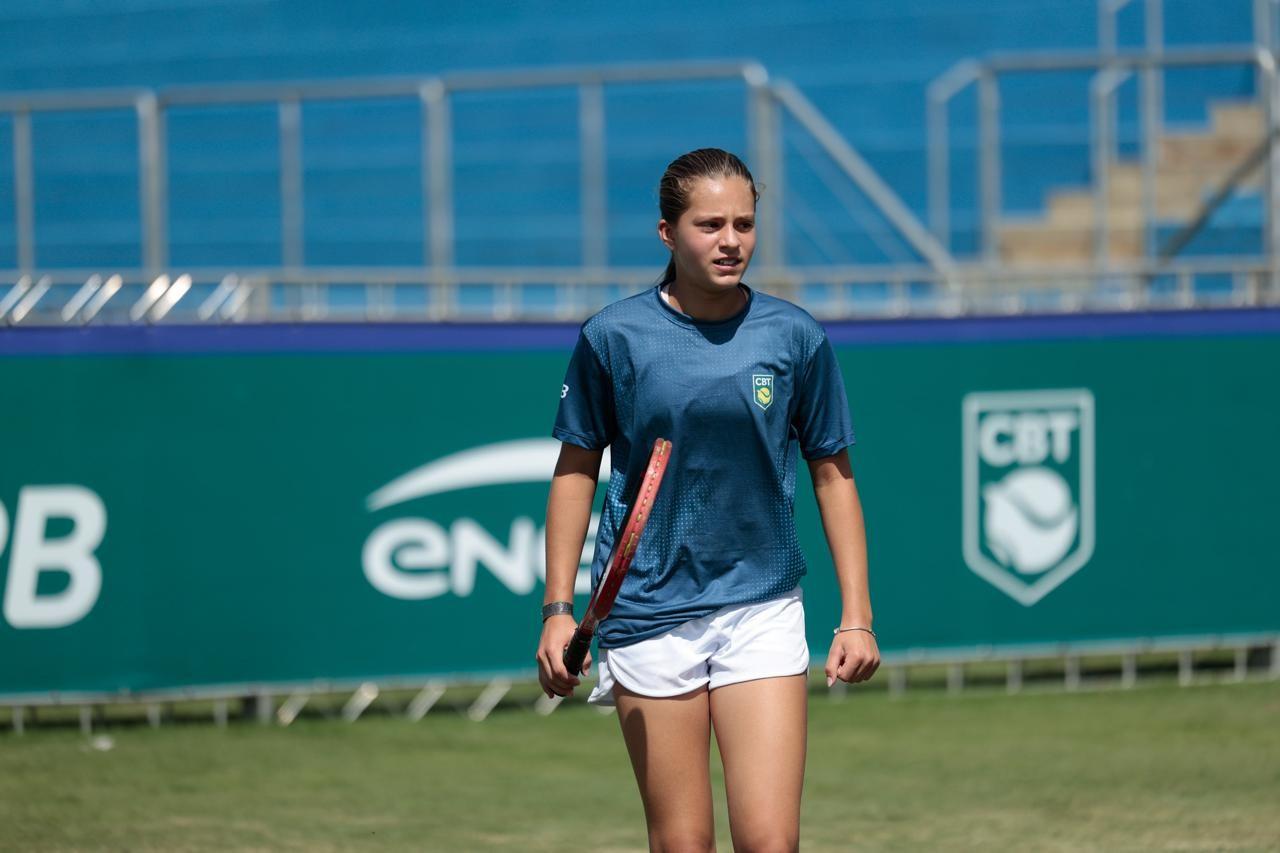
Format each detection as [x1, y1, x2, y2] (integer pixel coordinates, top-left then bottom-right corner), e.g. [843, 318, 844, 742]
[649, 827, 716, 853]
[731, 830, 799, 853]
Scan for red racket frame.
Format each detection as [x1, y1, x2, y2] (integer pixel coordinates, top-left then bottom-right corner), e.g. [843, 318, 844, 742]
[562, 437, 672, 676]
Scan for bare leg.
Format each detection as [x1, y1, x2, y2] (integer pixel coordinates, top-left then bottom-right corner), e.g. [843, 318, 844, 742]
[709, 675, 807, 853]
[614, 683, 716, 853]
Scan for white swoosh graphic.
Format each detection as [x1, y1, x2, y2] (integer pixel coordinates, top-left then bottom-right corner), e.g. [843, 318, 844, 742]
[366, 437, 611, 512]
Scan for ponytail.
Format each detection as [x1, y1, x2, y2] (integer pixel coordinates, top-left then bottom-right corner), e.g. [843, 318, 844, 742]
[659, 257, 677, 287]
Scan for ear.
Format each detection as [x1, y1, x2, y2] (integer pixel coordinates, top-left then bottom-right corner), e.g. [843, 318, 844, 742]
[657, 219, 675, 252]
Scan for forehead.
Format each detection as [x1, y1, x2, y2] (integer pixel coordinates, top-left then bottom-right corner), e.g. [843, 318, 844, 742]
[683, 175, 756, 216]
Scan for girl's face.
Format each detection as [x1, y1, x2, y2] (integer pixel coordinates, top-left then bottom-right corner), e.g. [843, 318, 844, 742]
[658, 175, 756, 293]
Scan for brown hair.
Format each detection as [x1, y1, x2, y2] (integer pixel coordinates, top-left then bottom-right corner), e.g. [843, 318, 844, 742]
[657, 148, 759, 286]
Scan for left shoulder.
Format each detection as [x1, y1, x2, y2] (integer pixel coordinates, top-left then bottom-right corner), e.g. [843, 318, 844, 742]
[750, 287, 830, 354]
[752, 287, 826, 332]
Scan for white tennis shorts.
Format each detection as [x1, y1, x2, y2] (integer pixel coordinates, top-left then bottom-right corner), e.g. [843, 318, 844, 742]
[586, 586, 809, 707]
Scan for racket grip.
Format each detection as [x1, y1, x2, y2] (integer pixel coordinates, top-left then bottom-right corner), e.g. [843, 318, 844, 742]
[562, 628, 594, 676]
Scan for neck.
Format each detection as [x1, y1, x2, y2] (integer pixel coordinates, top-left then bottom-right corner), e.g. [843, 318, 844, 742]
[664, 278, 746, 322]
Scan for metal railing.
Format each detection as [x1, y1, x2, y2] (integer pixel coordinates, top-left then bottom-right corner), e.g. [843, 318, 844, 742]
[924, 0, 1279, 273]
[1, 60, 952, 300]
[3, 257, 1276, 326]
[5, 38, 1277, 324]
[3, 635, 1276, 732]
[927, 45, 1275, 265]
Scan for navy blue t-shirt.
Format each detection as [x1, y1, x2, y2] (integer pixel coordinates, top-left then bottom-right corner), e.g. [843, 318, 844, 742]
[552, 283, 855, 649]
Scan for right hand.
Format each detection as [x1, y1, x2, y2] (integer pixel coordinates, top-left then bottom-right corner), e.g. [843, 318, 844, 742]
[537, 615, 592, 699]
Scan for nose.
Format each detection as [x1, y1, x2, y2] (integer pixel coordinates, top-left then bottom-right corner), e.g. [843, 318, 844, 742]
[720, 226, 740, 251]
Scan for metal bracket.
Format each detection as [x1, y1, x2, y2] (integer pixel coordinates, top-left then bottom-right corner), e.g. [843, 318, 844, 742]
[406, 683, 446, 722]
[466, 678, 511, 722]
[277, 692, 311, 726]
[342, 683, 379, 723]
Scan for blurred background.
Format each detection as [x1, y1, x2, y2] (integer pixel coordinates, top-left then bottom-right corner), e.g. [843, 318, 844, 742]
[0, 1, 1277, 850]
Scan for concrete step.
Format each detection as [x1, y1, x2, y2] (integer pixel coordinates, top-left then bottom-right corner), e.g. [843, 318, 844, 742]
[1209, 101, 1265, 139]
[997, 221, 1143, 266]
[1159, 134, 1263, 174]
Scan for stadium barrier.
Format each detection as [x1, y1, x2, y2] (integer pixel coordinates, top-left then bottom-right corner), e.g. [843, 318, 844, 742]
[0, 308, 1277, 717]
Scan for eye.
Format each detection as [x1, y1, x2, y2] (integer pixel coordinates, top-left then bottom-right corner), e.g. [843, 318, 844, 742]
[699, 219, 723, 231]
[737, 219, 755, 232]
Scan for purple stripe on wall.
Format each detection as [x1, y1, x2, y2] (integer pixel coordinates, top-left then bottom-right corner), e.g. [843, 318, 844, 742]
[1, 308, 1278, 356]
[821, 308, 1280, 346]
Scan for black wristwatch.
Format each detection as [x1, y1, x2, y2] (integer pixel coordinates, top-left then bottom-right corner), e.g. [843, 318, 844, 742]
[541, 601, 574, 622]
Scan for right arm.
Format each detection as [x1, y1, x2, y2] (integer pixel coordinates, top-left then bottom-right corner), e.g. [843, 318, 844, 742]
[536, 442, 605, 698]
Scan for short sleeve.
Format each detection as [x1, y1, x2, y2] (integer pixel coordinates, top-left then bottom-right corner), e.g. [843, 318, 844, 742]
[552, 330, 616, 450]
[791, 333, 856, 460]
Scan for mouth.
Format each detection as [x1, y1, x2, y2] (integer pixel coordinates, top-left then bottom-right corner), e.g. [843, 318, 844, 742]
[712, 257, 742, 272]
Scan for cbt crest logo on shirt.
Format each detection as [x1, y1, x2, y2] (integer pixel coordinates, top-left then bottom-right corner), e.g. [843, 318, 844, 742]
[962, 389, 1095, 606]
[752, 374, 774, 410]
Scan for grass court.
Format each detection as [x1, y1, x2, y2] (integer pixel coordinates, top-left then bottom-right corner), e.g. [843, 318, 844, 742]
[2, 674, 1278, 851]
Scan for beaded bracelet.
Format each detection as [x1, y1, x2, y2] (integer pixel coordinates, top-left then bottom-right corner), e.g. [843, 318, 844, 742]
[833, 626, 876, 639]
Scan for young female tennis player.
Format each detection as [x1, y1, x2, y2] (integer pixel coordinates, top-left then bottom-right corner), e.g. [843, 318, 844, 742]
[536, 148, 878, 852]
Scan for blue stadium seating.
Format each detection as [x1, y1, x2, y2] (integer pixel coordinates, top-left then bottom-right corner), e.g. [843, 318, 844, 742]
[0, 0, 1259, 275]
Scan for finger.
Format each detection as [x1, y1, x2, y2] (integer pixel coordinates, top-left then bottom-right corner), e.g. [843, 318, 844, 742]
[848, 655, 876, 683]
[538, 646, 580, 694]
[536, 667, 556, 699]
[550, 666, 581, 691]
[825, 647, 843, 688]
[582, 651, 593, 677]
[854, 657, 880, 683]
[550, 653, 579, 683]
[838, 656, 863, 683]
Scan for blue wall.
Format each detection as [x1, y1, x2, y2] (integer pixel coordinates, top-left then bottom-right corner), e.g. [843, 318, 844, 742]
[0, 0, 1258, 270]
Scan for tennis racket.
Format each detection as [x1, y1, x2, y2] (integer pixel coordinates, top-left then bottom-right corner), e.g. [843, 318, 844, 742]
[563, 437, 672, 676]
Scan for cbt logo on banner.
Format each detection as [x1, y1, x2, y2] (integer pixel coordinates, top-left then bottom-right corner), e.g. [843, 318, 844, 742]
[962, 389, 1095, 606]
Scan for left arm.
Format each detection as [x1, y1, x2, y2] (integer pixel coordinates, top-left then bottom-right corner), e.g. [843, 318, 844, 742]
[808, 449, 880, 686]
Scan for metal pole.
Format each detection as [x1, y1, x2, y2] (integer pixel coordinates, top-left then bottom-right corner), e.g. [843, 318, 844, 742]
[926, 60, 979, 262]
[12, 109, 34, 273]
[422, 81, 454, 272]
[137, 93, 167, 274]
[1097, 0, 1121, 268]
[1254, 3, 1274, 275]
[748, 75, 784, 273]
[978, 68, 1001, 263]
[1254, 0, 1271, 54]
[1258, 2, 1280, 292]
[578, 82, 607, 269]
[1259, 54, 1280, 290]
[1141, 0, 1164, 260]
[1092, 74, 1112, 268]
[927, 90, 950, 249]
[1099, 0, 1118, 61]
[278, 98, 304, 269]
[1100, 0, 1137, 160]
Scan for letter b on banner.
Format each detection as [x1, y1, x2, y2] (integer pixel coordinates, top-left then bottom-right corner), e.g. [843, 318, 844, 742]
[1, 486, 107, 629]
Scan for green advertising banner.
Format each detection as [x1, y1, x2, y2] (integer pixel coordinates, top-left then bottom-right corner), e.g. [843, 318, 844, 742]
[0, 310, 1277, 698]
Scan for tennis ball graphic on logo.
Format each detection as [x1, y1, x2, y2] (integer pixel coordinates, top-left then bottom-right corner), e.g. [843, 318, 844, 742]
[982, 467, 1078, 576]
[758, 387, 772, 403]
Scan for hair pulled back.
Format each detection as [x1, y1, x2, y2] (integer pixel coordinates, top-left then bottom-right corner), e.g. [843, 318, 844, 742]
[657, 148, 759, 286]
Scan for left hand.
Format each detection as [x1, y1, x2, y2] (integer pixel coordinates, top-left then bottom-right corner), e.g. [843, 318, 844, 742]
[825, 630, 880, 687]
